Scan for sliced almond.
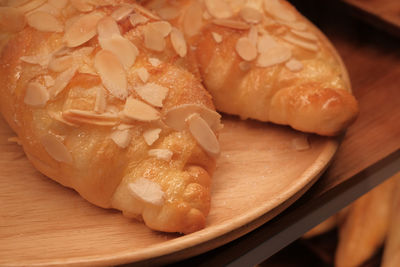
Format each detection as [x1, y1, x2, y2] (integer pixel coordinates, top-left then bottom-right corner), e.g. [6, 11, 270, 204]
[149, 57, 161, 67]
[111, 4, 134, 21]
[20, 53, 51, 67]
[110, 129, 132, 148]
[43, 75, 55, 87]
[264, 0, 296, 22]
[211, 32, 223, 43]
[41, 133, 72, 164]
[257, 45, 292, 67]
[97, 16, 121, 39]
[281, 20, 307, 31]
[24, 82, 49, 107]
[144, 22, 166, 52]
[16, 0, 46, 14]
[187, 113, 220, 157]
[94, 86, 107, 113]
[283, 34, 319, 51]
[99, 35, 139, 69]
[94, 50, 128, 100]
[257, 33, 278, 53]
[117, 124, 133, 130]
[290, 29, 318, 41]
[163, 103, 222, 132]
[128, 177, 164, 206]
[148, 149, 173, 161]
[49, 66, 78, 98]
[63, 109, 119, 126]
[170, 27, 187, 57]
[129, 13, 149, 27]
[64, 12, 104, 47]
[240, 6, 262, 24]
[285, 58, 303, 72]
[134, 83, 169, 108]
[156, 6, 180, 20]
[205, 0, 232, 19]
[27, 3, 60, 17]
[235, 37, 257, 61]
[183, 1, 203, 37]
[71, 0, 94, 12]
[132, 3, 160, 20]
[123, 97, 160, 122]
[26, 11, 63, 32]
[248, 25, 258, 46]
[48, 55, 73, 72]
[143, 128, 161, 146]
[212, 19, 250, 30]
[48, 111, 79, 127]
[0, 7, 26, 33]
[48, 0, 68, 9]
[136, 67, 149, 83]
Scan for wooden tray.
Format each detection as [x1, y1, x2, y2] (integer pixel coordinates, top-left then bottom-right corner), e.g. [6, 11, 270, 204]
[0, 115, 338, 266]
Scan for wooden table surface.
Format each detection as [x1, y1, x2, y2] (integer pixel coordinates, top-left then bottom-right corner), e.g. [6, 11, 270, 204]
[165, 1, 400, 266]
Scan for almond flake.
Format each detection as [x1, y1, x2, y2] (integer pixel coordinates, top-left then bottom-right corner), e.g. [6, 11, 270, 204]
[212, 19, 250, 30]
[64, 12, 104, 47]
[48, 55, 73, 72]
[48, 0, 68, 9]
[128, 177, 164, 206]
[264, 0, 296, 22]
[94, 50, 128, 100]
[134, 83, 169, 107]
[187, 113, 220, 157]
[132, 3, 160, 20]
[157, 6, 180, 20]
[49, 66, 78, 98]
[71, 0, 94, 12]
[163, 103, 222, 132]
[281, 20, 307, 31]
[110, 129, 132, 148]
[205, 0, 232, 19]
[240, 6, 262, 24]
[17, 0, 46, 14]
[283, 34, 319, 51]
[24, 82, 49, 107]
[99, 35, 139, 69]
[235, 37, 257, 61]
[63, 109, 119, 126]
[123, 97, 160, 122]
[94, 86, 107, 113]
[41, 133, 72, 164]
[154, 21, 172, 37]
[148, 149, 173, 161]
[129, 13, 149, 27]
[112, 4, 134, 21]
[257, 45, 292, 67]
[211, 32, 223, 43]
[257, 33, 277, 53]
[183, 1, 203, 37]
[136, 67, 149, 83]
[97, 16, 121, 39]
[248, 25, 258, 46]
[26, 11, 63, 32]
[144, 23, 166, 52]
[48, 111, 79, 127]
[149, 57, 161, 67]
[170, 27, 187, 57]
[285, 58, 303, 72]
[292, 135, 310, 151]
[0, 7, 26, 33]
[143, 128, 161, 146]
[117, 124, 133, 130]
[290, 29, 318, 41]
[28, 3, 60, 17]
[20, 53, 51, 67]
[43, 75, 55, 87]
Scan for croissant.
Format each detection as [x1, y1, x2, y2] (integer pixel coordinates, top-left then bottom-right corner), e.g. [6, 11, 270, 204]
[144, 0, 359, 136]
[0, 1, 222, 234]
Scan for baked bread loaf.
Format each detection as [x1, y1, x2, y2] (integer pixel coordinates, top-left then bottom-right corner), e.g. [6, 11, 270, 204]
[0, 0, 222, 234]
[144, 0, 359, 136]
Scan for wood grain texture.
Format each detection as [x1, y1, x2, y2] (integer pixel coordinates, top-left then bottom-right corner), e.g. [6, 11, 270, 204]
[0, 113, 337, 266]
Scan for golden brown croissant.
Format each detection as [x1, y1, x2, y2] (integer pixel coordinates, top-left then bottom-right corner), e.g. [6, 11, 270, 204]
[0, 0, 222, 234]
[144, 0, 359, 136]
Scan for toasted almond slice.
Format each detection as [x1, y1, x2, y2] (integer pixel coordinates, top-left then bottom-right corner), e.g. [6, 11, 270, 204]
[71, 0, 94, 12]
[99, 35, 139, 69]
[148, 149, 173, 161]
[123, 97, 160, 122]
[94, 86, 107, 113]
[136, 67, 149, 83]
[27, 3, 60, 17]
[24, 82, 49, 107]
[144, 23, 166, 52]
[94, 50, 128, 100]
[187, 113, 220, 157]
[0, 7, 26, 33]
[143, 128, 161, 146]
[283, 34, 319, 51]
[48, 111, 79, 127]
[63, 109, 119, 126]
[212, 19, 250, 30]
[264, 0, 296, 22]
[149, 57, 161, 67]
[248, 25, 258, 46]
[43, 75, 55, 87]
[128, 177, 164, 206]
[64, 12, 104, 47]
[285, 58, 303, 72]
[49, 65, 78, 98]
[292, 134, 310, 151]
[20, 53, 51, 67]
[240, 6, 262, 24]
[97, 16, 121, 39]
[281, 20, 307, 31]
[170, 27, 187, 57]
[290, 29, 318, 41]
[152, 21, 172, 37]
[48, 0, 68, 9]
[183, 1, 203, 37]
[134, 83, 169, 108]
[129, 13, 149, 27]
[112, 4, 134, 21]
[117, 123, 133, 130]
[110, 129, 132, 148]
[17, 0, 46, 13]
[211, 32, 223, 43]
[132, 3, 160, 20]
[257, 45, 292, 67]
[48, 55, 73, 72]
[257, 33, 278, 53]
[205, 0, 232, 19]
[157, 6, 180, 20]
[164, 103, 222, 132]
[236, 37, 257, 61]
[41, 133, 72, 164]
[26, 11, 63, 32]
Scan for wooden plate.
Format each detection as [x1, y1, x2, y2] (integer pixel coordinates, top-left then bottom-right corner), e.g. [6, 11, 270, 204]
[0, 114, 338, 266]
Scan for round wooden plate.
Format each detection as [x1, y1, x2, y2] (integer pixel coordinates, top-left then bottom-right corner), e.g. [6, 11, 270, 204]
[0, 115, 338, 266]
